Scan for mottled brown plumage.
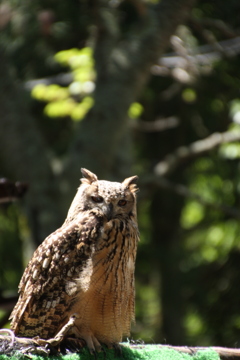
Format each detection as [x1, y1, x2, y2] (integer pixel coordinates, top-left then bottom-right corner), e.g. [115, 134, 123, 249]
[10, 168, 139, 351]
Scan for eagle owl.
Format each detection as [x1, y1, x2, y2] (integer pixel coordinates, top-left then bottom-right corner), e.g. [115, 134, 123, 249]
[10, 168, 139, 352]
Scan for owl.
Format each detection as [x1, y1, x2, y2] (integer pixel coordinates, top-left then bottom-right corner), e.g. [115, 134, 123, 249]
[10, 168, 139, 353]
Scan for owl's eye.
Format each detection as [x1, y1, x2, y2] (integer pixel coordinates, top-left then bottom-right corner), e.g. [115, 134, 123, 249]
[118, 199, 127, 207]
[91, 195, 103, 203]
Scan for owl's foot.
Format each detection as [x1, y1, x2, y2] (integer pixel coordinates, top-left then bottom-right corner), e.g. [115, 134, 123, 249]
[35, 314, 119, 356]
[32, 314, 81, 353]
[47, 314, 102, 354]
[47, 314, 78, 346]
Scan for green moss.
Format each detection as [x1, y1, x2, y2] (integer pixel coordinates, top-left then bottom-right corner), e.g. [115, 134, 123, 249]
[0, 345, 220, 360]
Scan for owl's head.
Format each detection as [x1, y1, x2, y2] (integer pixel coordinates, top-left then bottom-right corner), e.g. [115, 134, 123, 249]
[66, 168, 138, 222]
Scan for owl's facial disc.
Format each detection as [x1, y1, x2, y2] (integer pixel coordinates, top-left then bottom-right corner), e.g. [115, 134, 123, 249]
[87, 180, 134, 221]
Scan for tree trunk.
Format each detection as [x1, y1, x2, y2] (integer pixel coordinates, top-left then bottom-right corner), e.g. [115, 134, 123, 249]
[0, 48, 62, 245]
[150, 185, 186, 344]
[63, 0, 195, 205]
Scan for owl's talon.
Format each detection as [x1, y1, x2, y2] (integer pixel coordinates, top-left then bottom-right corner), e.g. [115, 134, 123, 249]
[100, 346, 106, 353]
[89, 348, 98, 359]
[61, 337, 85, 353]
[92, 338, 102, 353]
[94, 345, 102, 353]
[100, 345, 107, 360]
[112, 343, 122, 357]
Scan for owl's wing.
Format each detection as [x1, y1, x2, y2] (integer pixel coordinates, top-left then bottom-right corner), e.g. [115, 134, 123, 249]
[10, 211, 103, 338]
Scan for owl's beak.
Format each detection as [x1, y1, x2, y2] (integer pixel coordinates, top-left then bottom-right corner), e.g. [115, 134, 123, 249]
[102, 203, 113, 221]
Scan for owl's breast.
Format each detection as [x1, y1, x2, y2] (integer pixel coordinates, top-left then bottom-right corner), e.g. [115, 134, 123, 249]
[69, 217, 138, 342]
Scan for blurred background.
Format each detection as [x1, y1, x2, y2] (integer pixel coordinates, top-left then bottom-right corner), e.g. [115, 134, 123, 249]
[1, 0, 240, 348]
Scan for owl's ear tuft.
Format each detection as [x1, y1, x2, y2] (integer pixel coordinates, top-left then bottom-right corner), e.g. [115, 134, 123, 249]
[122, 175, 139, 193]
[80, 168, 98, 185]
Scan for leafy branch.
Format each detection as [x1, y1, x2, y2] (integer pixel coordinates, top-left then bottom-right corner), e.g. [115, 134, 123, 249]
[154, 129, 240, 177]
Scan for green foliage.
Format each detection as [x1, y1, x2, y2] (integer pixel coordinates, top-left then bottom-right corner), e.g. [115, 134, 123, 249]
[219, 114, 240, 160]
[177, 150, 240, 344]
[220, 142, 240, 159]
[55, 48, 94, 76]
[184, 310, 206, 340]
[229, 99, 240, 122]
[32, 84, 70, 102]
[31, 47, 95, 121]
[183, 220, 240, 266]
[180, 156, 240, 268]
[31, 47, 142, 121]
[181, 201, 205, 229]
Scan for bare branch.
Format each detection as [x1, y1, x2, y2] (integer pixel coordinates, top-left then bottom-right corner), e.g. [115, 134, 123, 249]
[130, 344, 240, 359]
[25, 72, 73, 90]
[154, 130, 240, 177]
[0, 333, 44, 355]
[155, 36, 240, 73]
[23, 36, 240, 91]
[190, 17, 236, 43]
[0, 179, 28, 204]
[131, 116, 180, 132]
[1, 333, 240, 359]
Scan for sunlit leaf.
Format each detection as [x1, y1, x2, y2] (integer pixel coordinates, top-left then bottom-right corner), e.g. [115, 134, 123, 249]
[32, 84, 69, 102]
[128, 102, 143, 119]
[181, 201, 205, 229]
[184, 310, 205, 337]
[229, 99, 240, 120]
[71, 96, 94, 121]
[54, 48, 81, 66]
[55, 47, 94, 70]
[220, 143, 240, 159]
[182, 88, 197, 103]
[44, 99, 76, 118]
[31, 84, 48, 101]
[73, 68, 95, 83]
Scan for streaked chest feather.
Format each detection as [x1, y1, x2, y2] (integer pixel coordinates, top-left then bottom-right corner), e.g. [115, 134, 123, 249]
[74, 218, 138, 294]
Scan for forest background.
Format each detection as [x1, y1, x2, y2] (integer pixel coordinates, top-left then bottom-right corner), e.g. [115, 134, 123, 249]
[1, 0, 240, 348]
